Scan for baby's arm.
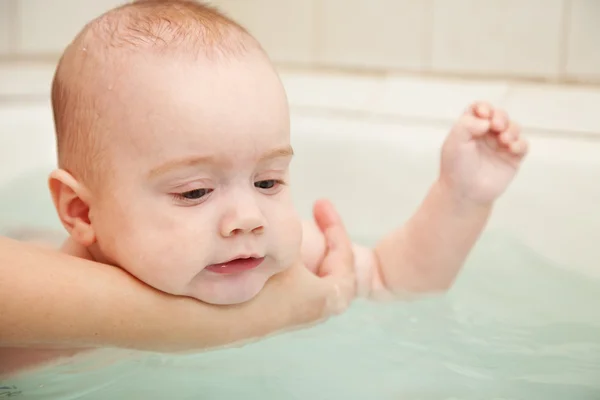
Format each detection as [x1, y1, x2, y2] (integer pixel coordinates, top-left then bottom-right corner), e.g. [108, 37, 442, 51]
[302, 102, 528, 299]
[301, 187, 489, 298]
[370, 182, 491, 296]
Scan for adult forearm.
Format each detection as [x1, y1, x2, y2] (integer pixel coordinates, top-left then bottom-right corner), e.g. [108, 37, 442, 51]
[374, 180, 491, 294]
[0, 237, 324, 351]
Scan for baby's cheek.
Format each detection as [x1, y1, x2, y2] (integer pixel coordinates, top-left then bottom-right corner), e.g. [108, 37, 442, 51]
[115, 237, 196, 295]
[95, 219, 170, 278]
[271, 207, 303, 265]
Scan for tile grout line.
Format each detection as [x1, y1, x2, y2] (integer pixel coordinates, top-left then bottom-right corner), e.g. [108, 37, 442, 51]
[6, 0, 18, 55]
[422, 0, 435, 72]
[558, 0, 573, 80]
[310, 0, 324, 68]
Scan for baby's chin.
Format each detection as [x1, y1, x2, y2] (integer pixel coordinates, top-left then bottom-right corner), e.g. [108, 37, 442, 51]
[185, 268, 277, 305]
[196, 286, 264, 305]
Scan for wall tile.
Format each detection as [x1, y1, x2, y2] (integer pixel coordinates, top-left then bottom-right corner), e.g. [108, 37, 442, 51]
[16, 0, 124, 54]
[0, 1, 12, 55]
[431, 0, 564, 79]
[316, 0, 431, 70]
[280, 71, 384, 112]
[565, 0, 600, 82]
[213, 0, 315, 64]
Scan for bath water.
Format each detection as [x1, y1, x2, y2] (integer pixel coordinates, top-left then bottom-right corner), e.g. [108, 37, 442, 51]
[2, 232, 600, 399]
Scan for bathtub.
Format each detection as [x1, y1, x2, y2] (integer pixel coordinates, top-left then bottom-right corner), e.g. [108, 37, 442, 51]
[1, 65, 599, 398]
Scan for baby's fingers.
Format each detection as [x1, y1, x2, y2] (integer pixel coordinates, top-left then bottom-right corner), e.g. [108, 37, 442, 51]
[509, 138, 529, 157]
[490, 108, 509, 132]
[457, 114, 491, 139]
[499, 121, 520, 145]
[467, 101, 493, 119]
[496, 121, 528, 157]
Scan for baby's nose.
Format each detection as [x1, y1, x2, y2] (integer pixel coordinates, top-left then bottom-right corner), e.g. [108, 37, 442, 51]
[224, 220, 265, 237]
[220, 202, 266, 238]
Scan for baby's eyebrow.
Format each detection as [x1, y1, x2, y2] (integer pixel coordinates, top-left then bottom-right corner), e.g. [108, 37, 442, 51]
[259, 146, 294, 162]
[148, 155, 216, 178]
[147, 146, 294, 178]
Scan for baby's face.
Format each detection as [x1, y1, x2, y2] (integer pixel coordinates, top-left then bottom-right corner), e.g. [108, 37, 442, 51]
[87, 54, 302, 305]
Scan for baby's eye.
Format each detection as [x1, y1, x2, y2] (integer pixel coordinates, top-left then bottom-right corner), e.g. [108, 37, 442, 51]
[254, 179, 285, 195]
[255, 180, 277, 189]
[181, 189, 210, 199]
[171, 188, 213, 205]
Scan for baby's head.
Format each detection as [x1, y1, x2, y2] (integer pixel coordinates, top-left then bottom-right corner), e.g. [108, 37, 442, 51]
[49, 0, 302, 305]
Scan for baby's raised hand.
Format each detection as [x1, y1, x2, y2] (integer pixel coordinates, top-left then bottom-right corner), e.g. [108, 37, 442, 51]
[440, 102, 528, 205]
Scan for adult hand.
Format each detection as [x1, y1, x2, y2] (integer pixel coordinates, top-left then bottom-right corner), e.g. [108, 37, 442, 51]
[312, 198, 357, 314]
[0, 200, 356, 353]
[248, 198, 357, 337]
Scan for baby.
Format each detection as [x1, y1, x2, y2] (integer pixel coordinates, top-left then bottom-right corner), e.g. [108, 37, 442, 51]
[3, 0, 527, 374]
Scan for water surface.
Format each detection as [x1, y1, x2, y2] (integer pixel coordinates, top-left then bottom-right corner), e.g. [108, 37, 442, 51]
[3, 232, 600, 399]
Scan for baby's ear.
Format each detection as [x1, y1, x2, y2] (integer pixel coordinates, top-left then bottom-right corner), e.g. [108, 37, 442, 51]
[48, 169, 96, 247]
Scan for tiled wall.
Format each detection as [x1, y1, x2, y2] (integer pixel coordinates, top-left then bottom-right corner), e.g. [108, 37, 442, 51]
[0, 0, 598, 83]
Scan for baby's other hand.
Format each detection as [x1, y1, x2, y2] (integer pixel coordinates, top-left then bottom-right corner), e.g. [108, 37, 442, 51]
[440, 101, 528, 205]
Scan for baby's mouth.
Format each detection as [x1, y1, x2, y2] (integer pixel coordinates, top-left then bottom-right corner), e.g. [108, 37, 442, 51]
[205, 257, 265, 274]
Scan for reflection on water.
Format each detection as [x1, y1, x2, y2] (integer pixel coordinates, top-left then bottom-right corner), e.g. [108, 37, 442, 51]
[2, 232, 600, 399]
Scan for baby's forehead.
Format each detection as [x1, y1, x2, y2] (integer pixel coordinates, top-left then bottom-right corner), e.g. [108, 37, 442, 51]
[96, 58, 289, 162]
[102, 51, 285, 120]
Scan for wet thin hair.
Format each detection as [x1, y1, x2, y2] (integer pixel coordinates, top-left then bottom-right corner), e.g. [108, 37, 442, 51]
[51, 0, 259, 186]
